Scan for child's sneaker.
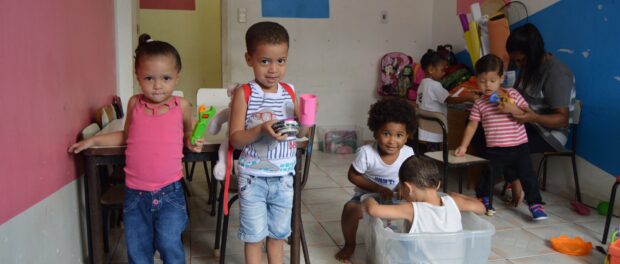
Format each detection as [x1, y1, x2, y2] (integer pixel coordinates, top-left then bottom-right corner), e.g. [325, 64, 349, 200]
[480, 196, 496, 216]
[529, 204, 549, 221]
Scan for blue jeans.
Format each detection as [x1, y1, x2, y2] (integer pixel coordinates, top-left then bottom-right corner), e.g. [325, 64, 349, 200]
[123, 180, 188, 264]
[238, 174, 294, 243]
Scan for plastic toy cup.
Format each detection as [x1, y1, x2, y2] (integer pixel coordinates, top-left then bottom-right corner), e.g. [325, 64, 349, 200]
[299, 94, 317, 127]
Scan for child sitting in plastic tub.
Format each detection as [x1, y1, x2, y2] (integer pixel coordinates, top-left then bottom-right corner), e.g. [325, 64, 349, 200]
[363, 156, 485, 233]
[335, 98, 415, 262]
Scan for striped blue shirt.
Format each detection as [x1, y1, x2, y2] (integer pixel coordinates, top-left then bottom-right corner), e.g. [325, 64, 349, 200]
[238, 81, 297, 177]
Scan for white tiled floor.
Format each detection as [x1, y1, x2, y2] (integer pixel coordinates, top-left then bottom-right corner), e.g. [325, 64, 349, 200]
[105, 151, 611, 263]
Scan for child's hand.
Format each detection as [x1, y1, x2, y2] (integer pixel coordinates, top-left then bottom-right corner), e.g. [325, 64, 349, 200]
[68, 139, 94, 154]
[261, 120, 288, 141]
[378, 187, 394, 200]
[498, 102, 523, 115]
[454, 146, 467, 157]
[187, 138, 204, 153]
[511, 106, 537, 124]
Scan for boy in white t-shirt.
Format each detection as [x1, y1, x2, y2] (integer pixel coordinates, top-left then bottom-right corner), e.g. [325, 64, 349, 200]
[335, 98, 416, 263]
[416, 49, 479, 152]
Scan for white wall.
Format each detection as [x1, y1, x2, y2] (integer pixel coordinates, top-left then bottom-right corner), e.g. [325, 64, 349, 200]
[223, 0, 434, 139]
[115, 0, 139, 113]
[0, 180, 86, 264]
[540, 154, 619, 211]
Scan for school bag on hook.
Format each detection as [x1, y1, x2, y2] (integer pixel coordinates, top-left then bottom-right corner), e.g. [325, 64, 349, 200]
[378, 52, 416, 98]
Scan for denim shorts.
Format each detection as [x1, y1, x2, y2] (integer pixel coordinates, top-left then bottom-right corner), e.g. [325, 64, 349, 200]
[123, 180, 188, 264]
[238, 174, 294, 243]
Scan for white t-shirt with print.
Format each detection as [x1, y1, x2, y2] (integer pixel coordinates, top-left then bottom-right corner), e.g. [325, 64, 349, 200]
[351, 143, 415, 194]
[416, 78, 449, 143]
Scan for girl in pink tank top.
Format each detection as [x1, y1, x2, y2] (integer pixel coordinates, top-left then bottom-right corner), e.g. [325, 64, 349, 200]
[69, 34, 203, 264]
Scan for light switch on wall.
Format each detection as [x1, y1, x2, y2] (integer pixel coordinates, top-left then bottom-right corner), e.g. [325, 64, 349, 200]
[238, 8, 247, 23]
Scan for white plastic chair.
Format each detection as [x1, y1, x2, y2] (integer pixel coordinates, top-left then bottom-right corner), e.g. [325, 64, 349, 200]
[186, 88, 229, 211]
[196, 88, 228, 111]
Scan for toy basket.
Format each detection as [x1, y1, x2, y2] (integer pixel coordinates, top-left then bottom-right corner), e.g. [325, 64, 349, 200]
[317, 125, 362, 154]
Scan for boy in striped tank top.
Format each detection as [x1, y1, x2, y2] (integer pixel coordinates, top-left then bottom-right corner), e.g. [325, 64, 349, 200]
[228, 22, 313, 264]
[455, 54, 547, 221]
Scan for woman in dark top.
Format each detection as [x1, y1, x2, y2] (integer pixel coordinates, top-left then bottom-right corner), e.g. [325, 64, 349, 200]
[506, 23, 576, 153]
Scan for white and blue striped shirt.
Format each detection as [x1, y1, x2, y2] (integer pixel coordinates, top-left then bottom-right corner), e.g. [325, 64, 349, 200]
[238, 81, 297, 177]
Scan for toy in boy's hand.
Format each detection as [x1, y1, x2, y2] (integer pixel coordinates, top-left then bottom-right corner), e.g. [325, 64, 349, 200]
[271, 119, 299, 136]
[191, 105, 216, 145]
[489, 89, 515, 105]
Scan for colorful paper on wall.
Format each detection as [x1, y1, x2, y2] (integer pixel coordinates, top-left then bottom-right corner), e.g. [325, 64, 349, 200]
[488, 15, 510, 69]
[140, 0, 195, 10]
[458, 0, 511, 16]
[262, 0, 329, 18]
[479, 16, 490, 56]
[470, 2, 483, 22]
[457, 0, 482, 15]
[481, 0, 510, 17]
[465, 21, 482, 66]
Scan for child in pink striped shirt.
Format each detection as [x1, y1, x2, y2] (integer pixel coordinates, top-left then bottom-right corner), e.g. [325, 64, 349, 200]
[455, 54, 547, 221]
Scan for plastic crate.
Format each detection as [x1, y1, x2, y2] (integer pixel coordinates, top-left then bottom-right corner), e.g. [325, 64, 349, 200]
[363, 194, 495, 264]
[317, 125, 362, 154]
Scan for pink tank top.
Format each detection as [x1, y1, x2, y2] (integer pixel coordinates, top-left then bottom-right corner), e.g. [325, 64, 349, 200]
[124, 96, 184, 191]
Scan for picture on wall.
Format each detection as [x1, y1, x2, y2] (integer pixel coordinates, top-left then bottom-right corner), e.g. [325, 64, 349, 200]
[140, 0, 195, 10]
[262, 0, 329, 19]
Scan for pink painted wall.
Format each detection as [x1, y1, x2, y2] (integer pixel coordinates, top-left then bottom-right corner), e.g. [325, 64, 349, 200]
[0, 1, 116, 225]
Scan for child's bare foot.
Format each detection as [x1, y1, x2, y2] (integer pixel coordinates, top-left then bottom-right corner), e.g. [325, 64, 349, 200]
[335, 244, 355, 263]
[511, 180, 524, 208]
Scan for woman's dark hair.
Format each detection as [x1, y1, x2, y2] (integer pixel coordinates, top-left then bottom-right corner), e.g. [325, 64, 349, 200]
[399, 156, 441, 189]
[134, 34, 182, 72]
[245, 21, 289, 55]
[420, 49, 447, 72]
[367, 98, 416, 134]
[506, 23, 545, 88]
[475, 54, 504, 76]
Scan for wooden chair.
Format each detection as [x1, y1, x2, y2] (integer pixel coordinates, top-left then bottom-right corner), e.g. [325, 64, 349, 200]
[112, 95, 124, 119]
[191, 88, 229, 211]
[95, 104, 117, 129]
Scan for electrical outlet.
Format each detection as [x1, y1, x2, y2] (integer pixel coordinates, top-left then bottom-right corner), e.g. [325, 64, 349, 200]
[381, 11, 388, 24]
[238, 8, 247, 23]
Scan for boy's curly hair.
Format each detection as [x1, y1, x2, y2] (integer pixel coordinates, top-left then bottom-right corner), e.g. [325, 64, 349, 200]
[367, 98, 416, 133]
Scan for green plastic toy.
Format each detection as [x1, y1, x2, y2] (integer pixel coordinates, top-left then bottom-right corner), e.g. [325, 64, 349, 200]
[598, 201, 610, 216]
[191, 105, 216, 145]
